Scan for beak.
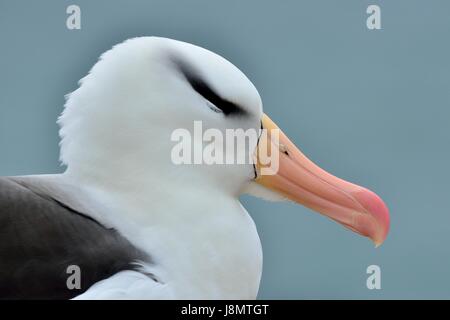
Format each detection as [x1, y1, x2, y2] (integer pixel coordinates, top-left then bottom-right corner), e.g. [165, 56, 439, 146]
[255, 114, 390, 246]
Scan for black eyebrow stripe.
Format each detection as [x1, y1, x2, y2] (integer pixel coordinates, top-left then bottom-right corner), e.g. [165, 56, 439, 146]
[188, 77, 245, 116]
[171, 57, 246, 116]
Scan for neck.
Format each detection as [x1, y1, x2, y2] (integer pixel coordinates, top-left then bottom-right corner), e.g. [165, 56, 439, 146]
[61, 167, 263, 299]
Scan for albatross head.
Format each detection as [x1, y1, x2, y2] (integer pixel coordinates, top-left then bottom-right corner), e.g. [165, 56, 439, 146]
[58, 37, 389, 246]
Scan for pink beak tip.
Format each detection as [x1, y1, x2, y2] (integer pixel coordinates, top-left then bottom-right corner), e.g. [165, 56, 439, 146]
[354, 188, 391, 246]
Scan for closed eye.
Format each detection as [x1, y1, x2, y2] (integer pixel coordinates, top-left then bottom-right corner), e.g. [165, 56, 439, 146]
[172, 57, 247, 116]
[187, 76, 245, 116]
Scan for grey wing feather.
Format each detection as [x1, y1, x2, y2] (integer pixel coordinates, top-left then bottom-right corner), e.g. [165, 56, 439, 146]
[0, 176, 151, 299]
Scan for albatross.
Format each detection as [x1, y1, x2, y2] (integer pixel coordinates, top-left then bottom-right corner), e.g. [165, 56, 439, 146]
[0, 37, 390, 299]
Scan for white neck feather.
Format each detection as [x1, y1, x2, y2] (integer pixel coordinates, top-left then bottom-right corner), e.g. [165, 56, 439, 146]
[61, 169, 263, 299]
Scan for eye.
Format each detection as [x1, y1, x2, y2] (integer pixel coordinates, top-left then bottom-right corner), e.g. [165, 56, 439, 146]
[173, 57, 247, 116]
[188, 77, 245, 116]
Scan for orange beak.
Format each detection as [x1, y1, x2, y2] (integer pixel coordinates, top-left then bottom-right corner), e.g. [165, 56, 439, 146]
[255, 114, 390, 246]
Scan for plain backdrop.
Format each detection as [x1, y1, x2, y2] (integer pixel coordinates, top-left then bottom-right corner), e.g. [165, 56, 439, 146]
[1, 0, 449, 298]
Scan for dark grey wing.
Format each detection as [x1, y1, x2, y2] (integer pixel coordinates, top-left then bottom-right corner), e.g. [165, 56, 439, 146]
[0, 177, 150, 299]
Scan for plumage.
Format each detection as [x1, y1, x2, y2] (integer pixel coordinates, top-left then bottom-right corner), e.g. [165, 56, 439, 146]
[0, 36, 389, 299]
[0, 177, 151, 299]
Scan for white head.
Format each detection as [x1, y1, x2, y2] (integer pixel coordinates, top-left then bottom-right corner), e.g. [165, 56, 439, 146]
[59, 37, 263, 196]
[59, 37, 390, 245]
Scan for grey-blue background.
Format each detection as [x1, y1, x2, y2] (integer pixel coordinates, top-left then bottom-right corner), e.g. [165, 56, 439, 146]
[1, 0, 449, 299]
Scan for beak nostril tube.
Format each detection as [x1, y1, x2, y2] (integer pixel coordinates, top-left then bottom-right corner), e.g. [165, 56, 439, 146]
[279, 144, 289, 156]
